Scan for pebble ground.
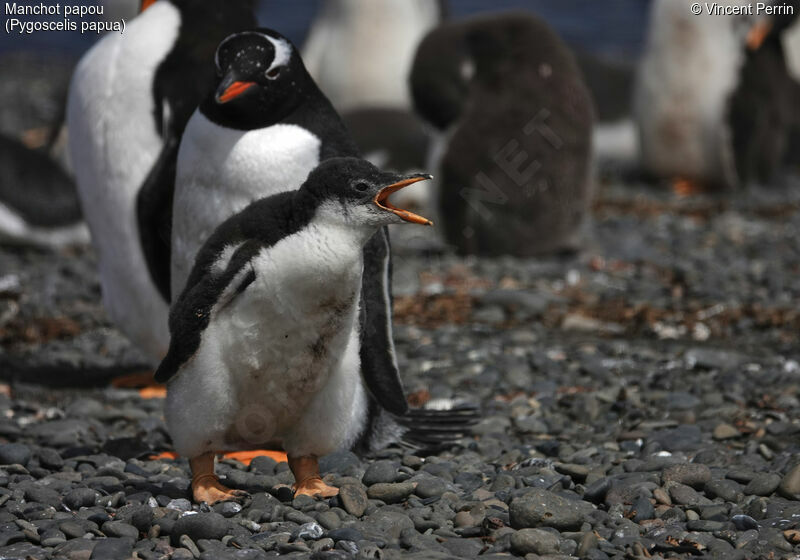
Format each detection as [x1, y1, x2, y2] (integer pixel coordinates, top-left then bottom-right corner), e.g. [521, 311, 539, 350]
[2, 175, 800, 559]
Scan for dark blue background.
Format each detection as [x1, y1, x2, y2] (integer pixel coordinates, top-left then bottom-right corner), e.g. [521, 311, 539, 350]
[1, 0, 652, 62]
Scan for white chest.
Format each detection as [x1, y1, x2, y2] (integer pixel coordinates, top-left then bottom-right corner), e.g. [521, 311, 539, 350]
[171, 115, 322, 294]
[210, 222, 365, 416]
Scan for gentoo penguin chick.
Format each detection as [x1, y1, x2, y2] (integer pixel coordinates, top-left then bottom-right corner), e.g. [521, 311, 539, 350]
[157, 158, 433, 503]
[302, 0, 443, 112]
[66, 0, 255, 363]
[174, 29, 433, 453]
[633, 0, 768, 189]
[0, 134, 87, 247]
[728, 0, 800, 186]
[409, 12, 594, 256]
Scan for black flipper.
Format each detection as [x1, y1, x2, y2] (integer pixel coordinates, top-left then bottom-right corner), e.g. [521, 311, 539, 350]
[397, 405, 481, 450]
[137, 132, 179, 303]
[154, 240, 261, 383]
[358, 227, 409, 416]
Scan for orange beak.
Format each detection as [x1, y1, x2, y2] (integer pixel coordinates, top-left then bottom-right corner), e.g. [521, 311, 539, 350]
[374, 175, 433, 225]
[747, 20, 772, 50]
[217, 81, 256, 104]
[140, 0, 157, 12]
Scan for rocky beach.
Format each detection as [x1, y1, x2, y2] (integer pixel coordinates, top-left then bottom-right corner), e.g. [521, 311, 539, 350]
[1, 172, 800, 559]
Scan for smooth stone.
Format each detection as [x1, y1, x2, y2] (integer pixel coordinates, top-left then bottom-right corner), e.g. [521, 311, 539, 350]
[713, 423, 740, 440]
[744, 473, 781, 497]
[102, 521, 139, 540]
[510, 528, 560, 555]
[415, 477, 447, 499]
[171, 513, 229, 545]
[630, 495, 654, 522]
[0, 444, 31, 467]
[24, 486, 61, 508]
[316, 511, 341, 530]
[338, 484, 368, 517]
[662, 464, 711, 489]
[706, 479, 743, 502]
[509, 488, 594, 531]
[731, 514, 759, 531]
[667, 482, 712, 506]
[327, 528, 363, 543]
[89, 538, 133, 560]
[366, 482, 416, 504]
[778, 464, 800, 499]
[37, 448, 64, 470]
[361, 461, 397, 486]
[687, 520, 726, 532]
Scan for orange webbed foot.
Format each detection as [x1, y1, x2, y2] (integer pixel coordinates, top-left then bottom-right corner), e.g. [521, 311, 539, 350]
[293, 476, 339, 499]
[192, 474, 249, 505]
[288, 454, 338, 499]
[189, 452, 249, 505]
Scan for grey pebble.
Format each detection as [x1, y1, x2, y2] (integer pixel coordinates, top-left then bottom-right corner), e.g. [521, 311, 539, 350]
[510, 528, 560, 555]
[0, 444, 31, 467]
[662, 463, 711, 489]
[361, 460, 396, 486]
[366, 482, 416, 504]
[509, 488, 593, 531]
[744, 473, 781, 496]
[171, 513, 229, 545]
[338, 484, 368, 517]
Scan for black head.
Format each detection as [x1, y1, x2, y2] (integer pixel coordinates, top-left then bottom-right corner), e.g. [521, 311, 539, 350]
[746, 1, 800, 50]
[299, 158, 433, 228]
[203, 28, 310, 128]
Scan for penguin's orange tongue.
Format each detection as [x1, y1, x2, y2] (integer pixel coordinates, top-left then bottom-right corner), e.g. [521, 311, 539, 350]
[218, 81, 256, 104]
[374, 177, 433, 225]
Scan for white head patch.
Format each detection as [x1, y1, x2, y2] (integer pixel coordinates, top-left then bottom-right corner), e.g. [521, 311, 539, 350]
[264, 34, 292, 73]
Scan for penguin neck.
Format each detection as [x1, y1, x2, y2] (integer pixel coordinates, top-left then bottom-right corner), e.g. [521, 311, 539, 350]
[293, 192, 377, 250]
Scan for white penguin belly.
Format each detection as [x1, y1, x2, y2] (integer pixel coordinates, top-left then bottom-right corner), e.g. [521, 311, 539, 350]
[171, 114, 322, 296]
[166, 224, 369, 458]
[66, 2, 180, 362]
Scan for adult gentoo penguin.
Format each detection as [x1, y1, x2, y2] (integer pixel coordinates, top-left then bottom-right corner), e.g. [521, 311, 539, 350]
[633, 0, 770, 190]
[66, 0, 255, 363]
[157, 158, 434, 503]
[301, 0, 444, 112]
[409, 12, 594, 256]
[172, 29, 470, 458]
[728, 0, 800, 186]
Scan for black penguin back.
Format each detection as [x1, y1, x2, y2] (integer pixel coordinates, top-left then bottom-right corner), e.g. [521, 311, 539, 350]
[728, 3, 800, 186]
[137, 0, 258, 302]
[413, 12, 594, 257]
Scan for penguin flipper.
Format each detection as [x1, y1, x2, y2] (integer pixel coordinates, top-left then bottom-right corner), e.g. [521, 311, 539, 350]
[358, 228, 410, 416]
[137, 134, 179, 303]
[397, 405, 481, 451]
[154, 241, 260, 383]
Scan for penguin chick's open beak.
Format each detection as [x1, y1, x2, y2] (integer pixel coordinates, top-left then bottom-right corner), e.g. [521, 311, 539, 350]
[216, 80, 256, 104]
[374, 175, 434, 225]
[747, 20, 772, 50]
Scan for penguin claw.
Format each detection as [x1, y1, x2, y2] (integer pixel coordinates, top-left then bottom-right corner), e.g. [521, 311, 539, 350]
[292, 477, 339, 499]
[193, 479, 249, 505]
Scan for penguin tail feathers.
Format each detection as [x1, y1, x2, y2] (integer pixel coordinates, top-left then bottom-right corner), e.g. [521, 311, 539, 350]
[395, 401, 480, 453]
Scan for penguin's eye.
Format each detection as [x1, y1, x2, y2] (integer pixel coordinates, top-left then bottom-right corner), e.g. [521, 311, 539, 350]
[353, 182, 370, 193]
[265, 67, 281, 79]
